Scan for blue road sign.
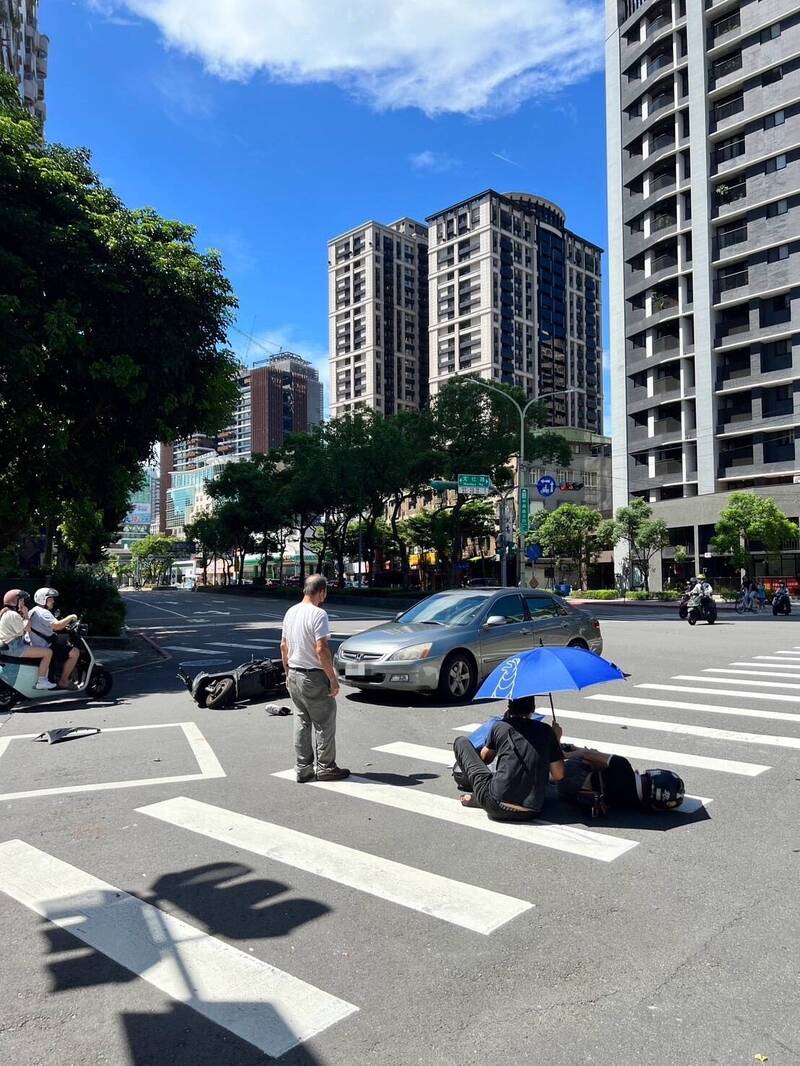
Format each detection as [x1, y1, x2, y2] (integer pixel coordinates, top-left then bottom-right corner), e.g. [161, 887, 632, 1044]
[526, 544, 543, 561]
[537, 476, 557, 498]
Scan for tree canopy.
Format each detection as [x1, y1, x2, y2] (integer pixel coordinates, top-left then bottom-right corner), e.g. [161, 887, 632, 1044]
[712, 492, 799, 572]
[529, 503, 616, 591]
[0, 72, 240, 559]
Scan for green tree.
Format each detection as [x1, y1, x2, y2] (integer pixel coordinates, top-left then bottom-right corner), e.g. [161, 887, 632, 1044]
[712, 492, 799, 573]
[130, 534, 179, 587]
[0, 73, 240, 562]
[612, 498, 669, 592]
[529, 504, 615, 591]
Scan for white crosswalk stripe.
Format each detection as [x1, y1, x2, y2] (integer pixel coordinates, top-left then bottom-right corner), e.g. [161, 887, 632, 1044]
[751, 656, 800, 664]
[377, 741, 711, 814]
[673, 674, 800, 691]
[164, 645, 219, 655]
[208, 641, 274, 650]
[729, 661, 800, 670]
[137, 796, 532, 934]
[587, 693, 800, 725]
[0, 839, 358, 1058]
[450, 725, 769, 775]
[271, 770, 637, 862]
[640, 683, 800, 704]
[705, 668, 800, 681]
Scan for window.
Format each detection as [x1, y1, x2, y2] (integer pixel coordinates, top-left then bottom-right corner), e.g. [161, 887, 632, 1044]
[487, 594, 526, 624]
[762, 66, 783, 87]
[767, 199, 789, 218]
[716, 135, 745, 163]
[765, 110, 785, 130]
[768, 245, 790, 263]
[713, 52, 742, 79]
[524, 595, 563, 618]
[760, 23, 781, 44]
[765, 154, 787, 174]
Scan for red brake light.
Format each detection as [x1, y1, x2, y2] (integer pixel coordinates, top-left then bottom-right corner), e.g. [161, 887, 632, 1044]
[592, 618, 600, 629]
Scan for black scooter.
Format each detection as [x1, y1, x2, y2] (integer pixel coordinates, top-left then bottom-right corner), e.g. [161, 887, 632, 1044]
[687, 591, 717, 625]
[772, 587, 792, 615]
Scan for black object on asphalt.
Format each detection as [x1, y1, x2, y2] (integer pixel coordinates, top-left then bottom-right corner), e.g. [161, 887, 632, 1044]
[33, 727, 101, 745]
[178, 656, 288, 710]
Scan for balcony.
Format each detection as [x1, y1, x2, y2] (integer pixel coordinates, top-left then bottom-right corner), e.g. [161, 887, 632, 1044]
[652, 373, 681, 396]
[649, 171, 676, 196]
[654, 458, 683, 477]
[652, 334, 681, 354]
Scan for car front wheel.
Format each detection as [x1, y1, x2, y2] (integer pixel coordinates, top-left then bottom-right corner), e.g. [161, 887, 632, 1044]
[438, 652, 476, 702]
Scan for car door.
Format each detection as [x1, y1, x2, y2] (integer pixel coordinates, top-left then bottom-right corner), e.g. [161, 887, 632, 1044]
[524, 594, 574, 646]
[478, 593, 534, 674]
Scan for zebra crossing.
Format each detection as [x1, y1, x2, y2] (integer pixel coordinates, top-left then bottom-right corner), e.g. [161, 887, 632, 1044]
[2, 639, 799, 1056]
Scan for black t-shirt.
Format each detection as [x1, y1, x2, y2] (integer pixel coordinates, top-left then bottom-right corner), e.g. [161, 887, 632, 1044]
[487, 718, 564, 812]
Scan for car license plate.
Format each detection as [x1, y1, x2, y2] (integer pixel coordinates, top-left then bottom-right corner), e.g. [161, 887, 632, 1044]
[345, 662, 366, 677]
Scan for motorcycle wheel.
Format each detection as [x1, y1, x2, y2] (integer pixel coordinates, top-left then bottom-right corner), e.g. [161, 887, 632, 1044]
[688, 614, 697, 626]
[87, 667, 113, 699]
[205, 677, 235, 709]
[678, 605, 688, 619]
[773, 606, 779, 616]
[0, 685, 18, 711]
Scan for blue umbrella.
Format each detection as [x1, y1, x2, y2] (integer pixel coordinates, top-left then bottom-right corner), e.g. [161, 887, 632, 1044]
[475, 646, 625, 703]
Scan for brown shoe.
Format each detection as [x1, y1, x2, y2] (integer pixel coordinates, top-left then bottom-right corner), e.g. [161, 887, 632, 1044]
[316, 765, 351, 782]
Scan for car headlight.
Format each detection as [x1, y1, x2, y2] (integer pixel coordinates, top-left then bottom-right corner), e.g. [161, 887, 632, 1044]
[387, 643, 433, 661]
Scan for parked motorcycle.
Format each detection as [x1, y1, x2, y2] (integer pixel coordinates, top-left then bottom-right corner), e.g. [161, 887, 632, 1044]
[0, 621, 113, 711]
[772, 586, 792, 616]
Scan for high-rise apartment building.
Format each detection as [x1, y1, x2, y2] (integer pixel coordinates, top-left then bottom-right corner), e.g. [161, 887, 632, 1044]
[427, 190, 603, 431]
[607, 0, 800, 581]
[1, 0, 48, 123]
[328, 218, 429, 418]
[218, 354, 323, 458]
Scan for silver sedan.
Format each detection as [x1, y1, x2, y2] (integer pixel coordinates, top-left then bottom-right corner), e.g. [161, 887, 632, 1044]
[335, 588, 603, 701]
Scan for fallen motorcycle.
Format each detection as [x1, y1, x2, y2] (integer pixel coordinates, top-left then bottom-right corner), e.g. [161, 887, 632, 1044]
[179, 656, 288, 709]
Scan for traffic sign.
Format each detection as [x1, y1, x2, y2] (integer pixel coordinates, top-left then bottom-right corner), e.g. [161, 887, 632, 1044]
[526, 544, 543, 561]
[537, 476, 557, 498]
[520, 488, 529, 534]
[458, 474, 492, 496]
[429, 479, 458, 492]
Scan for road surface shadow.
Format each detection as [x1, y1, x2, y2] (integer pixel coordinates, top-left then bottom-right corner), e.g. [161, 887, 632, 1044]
[355, 771, 439, 787]
[38, 866, 335, 1062]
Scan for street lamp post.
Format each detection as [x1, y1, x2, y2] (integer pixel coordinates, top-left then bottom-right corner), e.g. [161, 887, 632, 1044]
[469, 379, 582, 585]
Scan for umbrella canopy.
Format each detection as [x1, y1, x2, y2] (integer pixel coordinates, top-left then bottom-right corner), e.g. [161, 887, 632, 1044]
[475, 646, 624, 702]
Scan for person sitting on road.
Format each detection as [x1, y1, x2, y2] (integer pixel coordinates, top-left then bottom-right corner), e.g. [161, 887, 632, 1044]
[452, 696, 565, 822]
[0, 590, 56, 689]
[28, 587, 79, 689]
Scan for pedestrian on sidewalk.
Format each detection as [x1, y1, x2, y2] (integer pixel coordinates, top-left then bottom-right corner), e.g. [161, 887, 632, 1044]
[281, 574, 350, 783]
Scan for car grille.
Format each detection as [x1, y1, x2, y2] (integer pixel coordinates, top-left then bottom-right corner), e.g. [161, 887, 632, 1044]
[339, 649, 383, 662]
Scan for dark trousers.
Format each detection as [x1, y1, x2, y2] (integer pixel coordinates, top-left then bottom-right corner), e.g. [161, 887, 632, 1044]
[452, 736, 537, 823]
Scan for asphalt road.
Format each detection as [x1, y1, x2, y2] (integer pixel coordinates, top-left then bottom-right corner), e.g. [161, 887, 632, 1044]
[1, 589, 799, 1066]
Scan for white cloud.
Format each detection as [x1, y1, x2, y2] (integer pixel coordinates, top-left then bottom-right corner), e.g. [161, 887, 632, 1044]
[100, 0, 604, 115]
[409, 149, 459, 172]
[491, 150, 522, 167]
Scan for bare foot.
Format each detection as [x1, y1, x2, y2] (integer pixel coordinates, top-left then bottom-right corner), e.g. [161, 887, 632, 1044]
[459, 794, 478, 808]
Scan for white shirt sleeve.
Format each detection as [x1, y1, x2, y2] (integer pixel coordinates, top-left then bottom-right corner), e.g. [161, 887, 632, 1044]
[313, 611, 330, 642]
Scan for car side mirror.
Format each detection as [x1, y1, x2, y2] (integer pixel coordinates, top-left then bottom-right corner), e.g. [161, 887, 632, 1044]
[393, 612, 404, 622]
[484, 615, 507, 628]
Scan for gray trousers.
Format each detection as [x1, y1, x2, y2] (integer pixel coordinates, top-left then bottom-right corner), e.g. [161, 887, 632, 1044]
[287, 669, 337, 771]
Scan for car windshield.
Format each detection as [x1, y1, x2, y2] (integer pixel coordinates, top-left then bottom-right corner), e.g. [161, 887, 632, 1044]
[397, 594, 489, 627]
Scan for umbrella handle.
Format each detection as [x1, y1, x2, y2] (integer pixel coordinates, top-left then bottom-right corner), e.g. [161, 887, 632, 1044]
[549, 692, 557, 727]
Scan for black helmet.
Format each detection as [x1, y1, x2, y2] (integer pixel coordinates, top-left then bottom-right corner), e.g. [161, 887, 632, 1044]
[640, 769, 684, 811]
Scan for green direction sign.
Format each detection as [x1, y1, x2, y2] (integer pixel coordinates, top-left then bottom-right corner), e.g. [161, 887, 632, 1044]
[520, 488, 529, 534]
[457, 474, 492, 496]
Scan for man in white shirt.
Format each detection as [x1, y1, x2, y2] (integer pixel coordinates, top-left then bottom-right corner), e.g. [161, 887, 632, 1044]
[29, 588, 79, 689]
[281, 574, 350, 783]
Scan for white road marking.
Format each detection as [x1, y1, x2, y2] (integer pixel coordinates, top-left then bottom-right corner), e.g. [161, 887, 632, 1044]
[587, 693, 800, 725]
[731, 660, 800, 669]
[272, 770, 637, 862]
[380, 741, 711, 810]
[208, 642, 273, 651]
[547, 708, 800, 752]
[204, 611, 232, 616]
[138, 797, 531, 934]
[448, 728, 766, 776]
[641, 683, 800, 704]
[0, 722, 225, 802]
[126, 596, 193, 619]
[705, 668, 800, 681]
[674, 674, 800, 691]
[0, 839, 357, 1057]
[164, 646, 219, 655]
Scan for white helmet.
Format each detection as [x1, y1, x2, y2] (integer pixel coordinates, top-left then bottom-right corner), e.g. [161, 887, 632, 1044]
[34, 587, 58, 607]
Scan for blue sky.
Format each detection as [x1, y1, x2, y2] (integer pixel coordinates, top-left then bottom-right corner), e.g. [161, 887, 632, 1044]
[45, 1, 610, 424]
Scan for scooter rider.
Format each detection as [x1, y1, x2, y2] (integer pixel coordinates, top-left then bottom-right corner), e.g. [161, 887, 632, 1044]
[0, 590, 56, 689]
[28, 588, 80, 689]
